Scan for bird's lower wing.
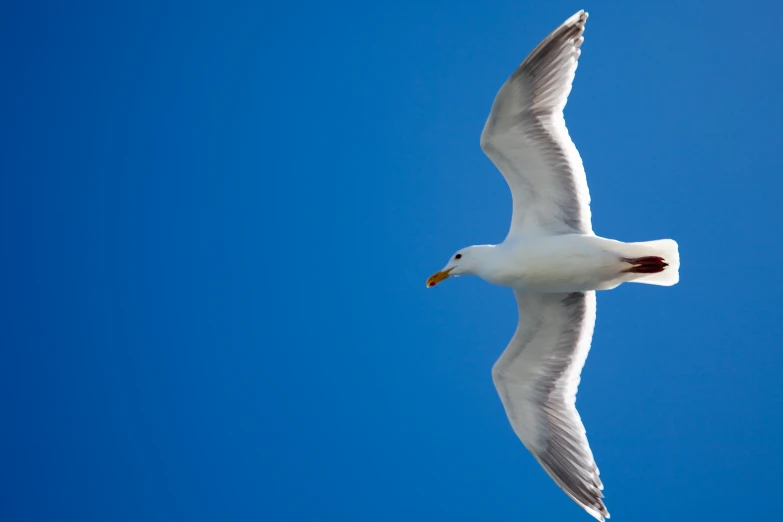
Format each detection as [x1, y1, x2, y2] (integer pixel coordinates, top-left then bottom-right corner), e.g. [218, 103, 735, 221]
[491, 290, 608, 520]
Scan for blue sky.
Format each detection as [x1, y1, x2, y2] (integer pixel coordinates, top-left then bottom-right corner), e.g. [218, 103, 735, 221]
[2, 1, 783, 521]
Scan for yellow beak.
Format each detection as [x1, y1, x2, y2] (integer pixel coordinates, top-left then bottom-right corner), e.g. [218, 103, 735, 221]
[426, 268, 453, 288]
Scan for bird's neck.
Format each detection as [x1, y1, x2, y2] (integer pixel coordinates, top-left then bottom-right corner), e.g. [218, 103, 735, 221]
[465, 244, 499, 278]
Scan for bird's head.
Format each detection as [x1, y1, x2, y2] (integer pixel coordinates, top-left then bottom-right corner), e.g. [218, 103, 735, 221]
[426, 245, 494, 287]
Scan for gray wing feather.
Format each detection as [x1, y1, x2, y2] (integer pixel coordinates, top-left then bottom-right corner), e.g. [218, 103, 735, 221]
[480, 10, 592, 237]
[492, 290, 608, 521]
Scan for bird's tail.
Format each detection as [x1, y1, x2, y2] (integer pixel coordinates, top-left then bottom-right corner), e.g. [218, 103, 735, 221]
[620, 239, 680, 286]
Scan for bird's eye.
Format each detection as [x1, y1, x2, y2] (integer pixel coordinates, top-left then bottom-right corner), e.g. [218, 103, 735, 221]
[455, 254, 462, 260]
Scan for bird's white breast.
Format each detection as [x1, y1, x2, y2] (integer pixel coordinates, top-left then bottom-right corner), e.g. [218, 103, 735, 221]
[481, 235, 622, 292]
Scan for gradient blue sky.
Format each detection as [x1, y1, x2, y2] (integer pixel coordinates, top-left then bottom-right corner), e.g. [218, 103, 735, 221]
[2, 1, 783, 521]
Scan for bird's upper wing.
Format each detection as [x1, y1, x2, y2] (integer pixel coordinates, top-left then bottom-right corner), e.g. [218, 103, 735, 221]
[492, 290, 608, 521]
[480, 10, 592, 238]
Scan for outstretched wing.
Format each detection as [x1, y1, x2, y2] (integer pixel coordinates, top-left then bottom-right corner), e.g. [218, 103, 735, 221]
[492, 290, 608, 520]
[480, 10, 592, 237]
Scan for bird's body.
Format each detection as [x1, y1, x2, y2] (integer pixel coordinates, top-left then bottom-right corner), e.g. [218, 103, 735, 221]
[471, 234, 677, 292]
[426, 10, 680, 521]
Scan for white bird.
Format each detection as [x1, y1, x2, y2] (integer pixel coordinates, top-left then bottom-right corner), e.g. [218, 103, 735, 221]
[426, 11, 679, 521]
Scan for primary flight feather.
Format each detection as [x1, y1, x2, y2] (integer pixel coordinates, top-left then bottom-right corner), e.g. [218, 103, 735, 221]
[426, 11, 679, 521]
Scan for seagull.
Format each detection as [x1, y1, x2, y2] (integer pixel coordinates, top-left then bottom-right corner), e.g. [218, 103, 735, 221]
[426, 11, 679, 521]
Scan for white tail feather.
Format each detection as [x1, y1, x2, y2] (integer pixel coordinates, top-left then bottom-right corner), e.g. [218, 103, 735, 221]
[624, 239, 680, 286]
